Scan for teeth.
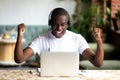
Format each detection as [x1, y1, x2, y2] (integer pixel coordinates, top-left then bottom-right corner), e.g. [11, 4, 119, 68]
[56, 31, 61, 33]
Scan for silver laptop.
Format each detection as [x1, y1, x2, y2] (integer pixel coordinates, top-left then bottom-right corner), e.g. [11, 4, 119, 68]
[40, 52, 79, 77]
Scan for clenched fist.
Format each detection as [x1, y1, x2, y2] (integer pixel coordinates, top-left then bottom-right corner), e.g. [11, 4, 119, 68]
[18, 23, 26, 36]
[91, 27, 102, 42]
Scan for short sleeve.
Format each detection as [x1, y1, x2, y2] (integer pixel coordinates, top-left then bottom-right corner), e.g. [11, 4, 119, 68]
[29, 36, 41, 55]
[77, 35, 90, 54]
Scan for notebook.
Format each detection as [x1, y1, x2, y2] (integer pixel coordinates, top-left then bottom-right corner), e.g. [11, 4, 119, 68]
[40, 52, 79, 77]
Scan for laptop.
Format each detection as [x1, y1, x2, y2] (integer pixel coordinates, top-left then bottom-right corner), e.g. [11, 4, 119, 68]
[40, 52, 79, 77]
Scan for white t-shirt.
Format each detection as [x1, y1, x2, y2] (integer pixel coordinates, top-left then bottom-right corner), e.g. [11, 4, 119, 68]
[29, 30, 89, 55]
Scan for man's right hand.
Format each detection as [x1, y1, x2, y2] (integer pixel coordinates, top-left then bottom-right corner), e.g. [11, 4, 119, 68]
[18, 23, 26, 36]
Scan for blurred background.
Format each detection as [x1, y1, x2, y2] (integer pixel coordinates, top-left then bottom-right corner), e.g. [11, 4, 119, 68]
[0, 0, 75, 25]
[0, 0, 120, 70]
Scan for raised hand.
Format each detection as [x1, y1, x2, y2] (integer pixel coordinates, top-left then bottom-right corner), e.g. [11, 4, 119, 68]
[91, 27, 102, 42]
[18, 23, 26, 36]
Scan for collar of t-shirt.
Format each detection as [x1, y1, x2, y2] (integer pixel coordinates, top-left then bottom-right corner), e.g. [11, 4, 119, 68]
[48, 30, 76, 52]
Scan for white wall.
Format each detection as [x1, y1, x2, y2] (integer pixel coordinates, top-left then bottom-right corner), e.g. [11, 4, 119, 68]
[0, 0, 75, 25]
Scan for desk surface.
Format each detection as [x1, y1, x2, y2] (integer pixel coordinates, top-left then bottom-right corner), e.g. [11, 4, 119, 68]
[0, 68, 120, 80]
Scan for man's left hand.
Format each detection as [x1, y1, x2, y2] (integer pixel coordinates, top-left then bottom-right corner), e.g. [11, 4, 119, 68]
[91, 27, 102, 42]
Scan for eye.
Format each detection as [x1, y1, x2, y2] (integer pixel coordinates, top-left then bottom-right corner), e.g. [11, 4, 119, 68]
[61, 24, 65, 26]
[61, 23, 67, 26]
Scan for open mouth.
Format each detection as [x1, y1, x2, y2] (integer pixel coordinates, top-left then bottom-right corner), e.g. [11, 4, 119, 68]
[55, 31, 62, 35]
[56, 31, 62, 34]
[54, 31, 63, 38]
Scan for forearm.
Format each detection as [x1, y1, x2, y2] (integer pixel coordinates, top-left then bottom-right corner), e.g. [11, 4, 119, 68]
[14, 35, 24, 63]
[94, 39, 104, 67]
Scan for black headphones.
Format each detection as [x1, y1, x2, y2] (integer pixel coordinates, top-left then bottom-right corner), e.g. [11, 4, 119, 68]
[48, 8, 70, 26]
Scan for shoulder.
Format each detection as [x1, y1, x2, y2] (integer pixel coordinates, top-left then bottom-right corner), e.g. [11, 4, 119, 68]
[67, 30, 85, 40]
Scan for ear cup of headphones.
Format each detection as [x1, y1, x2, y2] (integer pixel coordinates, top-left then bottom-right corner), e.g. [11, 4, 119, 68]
[67, 19, 70, 26]
[48, 19, 51, 26]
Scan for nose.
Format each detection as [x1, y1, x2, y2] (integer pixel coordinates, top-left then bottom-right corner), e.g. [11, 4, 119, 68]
[56, 24, 62, 30]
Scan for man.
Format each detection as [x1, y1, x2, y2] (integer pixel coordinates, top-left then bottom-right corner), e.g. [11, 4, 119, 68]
[14, 7, 104, 67]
